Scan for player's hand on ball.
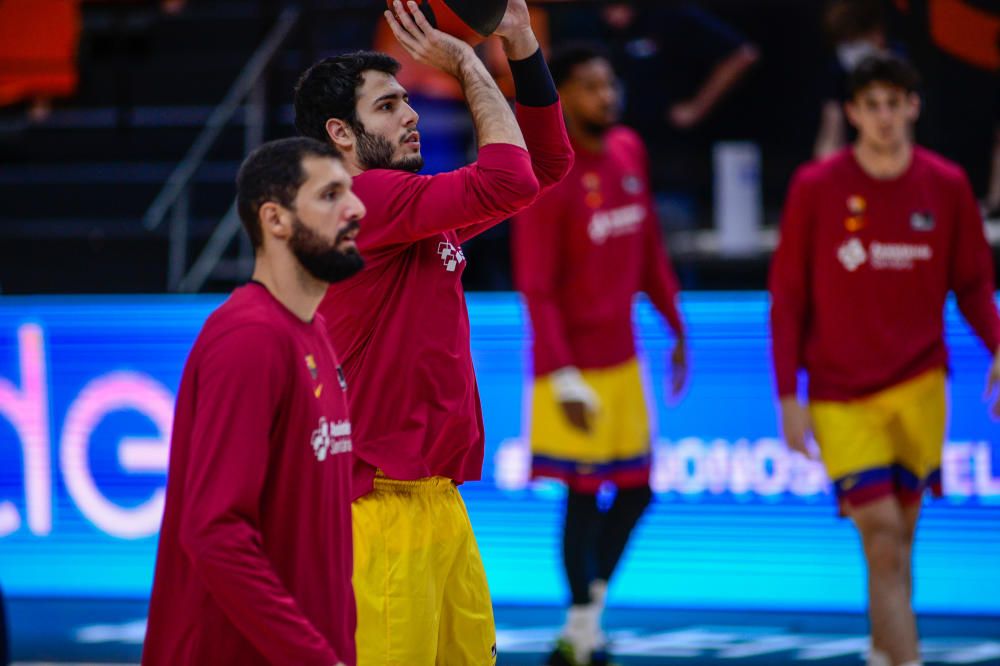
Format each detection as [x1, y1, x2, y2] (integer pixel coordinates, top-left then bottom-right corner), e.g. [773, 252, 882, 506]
[495, 0, 538, 61]
[560, 400, 593, 434]
[495, 0, 531, 38]
[985, 348, 1000, 419]
[779, 396, 816, 459]
[384, 0, 474, 78]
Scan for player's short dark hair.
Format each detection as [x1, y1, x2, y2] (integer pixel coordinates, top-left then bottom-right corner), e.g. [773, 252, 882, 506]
[548, 43, 612, 89]
[236, 137, 341, 249]
[294, 51, 401, 142]
[823, 0, 884, 44]
[846, 53, 921, 99]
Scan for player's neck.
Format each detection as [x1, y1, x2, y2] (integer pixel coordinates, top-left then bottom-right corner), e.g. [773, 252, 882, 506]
[852, 139, 913, 180]
[251, 256, 326, 323]
[344, 155, 365, 178]
[569, 125, 605, 154]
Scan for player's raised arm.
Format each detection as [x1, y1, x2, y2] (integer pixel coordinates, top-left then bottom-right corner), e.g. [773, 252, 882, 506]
[385, 1, 525, 151]
[457, 0, 574, 243]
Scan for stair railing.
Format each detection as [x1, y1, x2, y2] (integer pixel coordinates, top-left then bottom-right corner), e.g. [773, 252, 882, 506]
[142, 5, 300, 292]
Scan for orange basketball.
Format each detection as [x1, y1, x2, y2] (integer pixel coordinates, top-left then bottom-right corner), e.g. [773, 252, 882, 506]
[387, 0, 507, 45]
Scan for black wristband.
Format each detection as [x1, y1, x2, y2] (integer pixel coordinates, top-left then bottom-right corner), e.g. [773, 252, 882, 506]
[509, 47, 558, 107]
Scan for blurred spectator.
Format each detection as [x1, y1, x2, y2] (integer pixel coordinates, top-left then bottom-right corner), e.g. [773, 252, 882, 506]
[0, 0, 82, 122]
[600, 2, 759, 135]
[547, 1, 758, 207]
[813, 0, 899, 158]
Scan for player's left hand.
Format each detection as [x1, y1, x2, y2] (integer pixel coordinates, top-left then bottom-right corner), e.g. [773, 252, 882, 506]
[495, 0, 538, 60]
[985, 348, 1000, 419]
[668, 338, 689, 401]
[668, 100, 704, 130]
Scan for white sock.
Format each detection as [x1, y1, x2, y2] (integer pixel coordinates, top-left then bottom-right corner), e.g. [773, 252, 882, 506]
[898, 661, 922, 666]
[589, 579, 608, 612]
[867, 648, 890, 666]
[562, 604, 598, 662]
[588, 579, 609, 646]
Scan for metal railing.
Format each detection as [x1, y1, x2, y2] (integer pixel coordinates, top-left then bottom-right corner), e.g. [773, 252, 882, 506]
[142, 5, 300, 292]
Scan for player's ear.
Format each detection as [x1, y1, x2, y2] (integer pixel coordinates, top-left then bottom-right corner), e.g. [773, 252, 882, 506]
[906, 92, 921, 122]
[325, 118, 354, 152]
[258, 202, 292, 243]
[843, 99, 860, 129]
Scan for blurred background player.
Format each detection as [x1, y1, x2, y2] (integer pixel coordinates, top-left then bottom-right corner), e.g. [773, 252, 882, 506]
[292, 1, 573, 663]
[142, 137, 365, 666]
[513, 44, 688, 666]
[770, 54, 1000, 666]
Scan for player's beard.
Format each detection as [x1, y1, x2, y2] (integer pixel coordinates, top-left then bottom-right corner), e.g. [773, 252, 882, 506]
[288, 216, 364, 284]
[353, 122, 423, 173]
[579, 118, 613, 138]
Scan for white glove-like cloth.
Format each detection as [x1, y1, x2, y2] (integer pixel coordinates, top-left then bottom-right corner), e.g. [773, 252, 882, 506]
[551, 366, 600, 413]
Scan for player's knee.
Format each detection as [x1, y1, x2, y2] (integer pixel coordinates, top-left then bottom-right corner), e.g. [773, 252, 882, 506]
[861, 523, 907, 576]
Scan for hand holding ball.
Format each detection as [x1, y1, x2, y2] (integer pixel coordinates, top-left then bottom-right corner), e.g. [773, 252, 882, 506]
[386, 0, 508, 45]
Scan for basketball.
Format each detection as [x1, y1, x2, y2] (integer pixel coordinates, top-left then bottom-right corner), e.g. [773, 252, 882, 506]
[387, 0, 508, 45]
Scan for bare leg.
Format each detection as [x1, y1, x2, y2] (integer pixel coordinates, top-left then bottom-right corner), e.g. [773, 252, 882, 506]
[849, 496, 920, 666]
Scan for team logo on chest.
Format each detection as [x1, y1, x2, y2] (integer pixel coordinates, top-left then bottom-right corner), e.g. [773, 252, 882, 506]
[837, 237, 868, 272]
[305, 354, 323, 398]
[622, 174, 643, 195]
[910, 210, 935, 231]
[588, 203, 645, 244]
[437, 241, 466, 272]
[844, 194, 867, 232]
[310, 417, 352, 461]
[582, 171, 603, 209]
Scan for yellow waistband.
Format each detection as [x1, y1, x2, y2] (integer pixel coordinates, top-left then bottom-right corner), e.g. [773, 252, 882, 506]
[373, 472, 455, 493]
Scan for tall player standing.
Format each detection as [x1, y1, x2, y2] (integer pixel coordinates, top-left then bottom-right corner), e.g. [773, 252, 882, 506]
[293, 1, 573, 663]
[143, 138, 366, 666]
[513, 45, 688, 666]
[771, 54, 1000, 666]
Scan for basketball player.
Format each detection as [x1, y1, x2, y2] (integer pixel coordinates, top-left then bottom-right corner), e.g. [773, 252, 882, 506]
[293, 1, 572, 663]
[771, 54, 1000, 666]
[143, 138, 365, 666]
[513, 45, 688, 666]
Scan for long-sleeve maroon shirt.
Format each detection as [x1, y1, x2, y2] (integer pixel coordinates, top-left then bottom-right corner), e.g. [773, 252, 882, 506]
[513, 126, 685, 376]
[770, 147, 1000, 400]
[319, 101, 573, 500]
[143, 284, 355, 666]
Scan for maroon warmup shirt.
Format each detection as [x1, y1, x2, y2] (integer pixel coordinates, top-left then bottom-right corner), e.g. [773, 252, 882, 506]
[513, 126, 685, 377]
[143, 283, 355, 666]
[770, 147, 1000, 401]
[319, 101, 574, 500]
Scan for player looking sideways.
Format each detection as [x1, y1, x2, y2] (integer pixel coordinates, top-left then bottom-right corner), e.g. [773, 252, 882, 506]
[143, 137, 366, 666]
[293, 1, 573, 663]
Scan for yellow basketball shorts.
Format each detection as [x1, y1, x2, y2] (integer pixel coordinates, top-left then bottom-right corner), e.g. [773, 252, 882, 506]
[809, 367, 947, 512]
[351, 475, 497, 666]
[529, 358, 651, 493]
